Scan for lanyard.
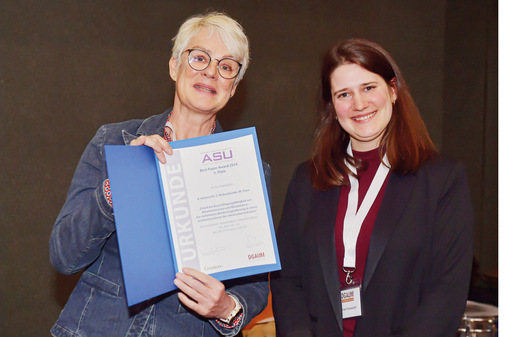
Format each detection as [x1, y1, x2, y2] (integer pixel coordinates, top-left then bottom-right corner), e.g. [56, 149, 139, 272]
[342, 142, 389, 284]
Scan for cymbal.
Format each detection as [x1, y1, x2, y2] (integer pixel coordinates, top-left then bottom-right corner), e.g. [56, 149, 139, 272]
[463, 300, 498, 318]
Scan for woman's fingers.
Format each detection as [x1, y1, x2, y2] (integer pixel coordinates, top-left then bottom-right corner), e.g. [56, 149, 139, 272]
[130, 135, 173, 163]
[174, 268, 235, 319]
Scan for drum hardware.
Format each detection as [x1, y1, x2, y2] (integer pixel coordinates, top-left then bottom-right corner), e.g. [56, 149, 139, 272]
[456, 301, 498, 337]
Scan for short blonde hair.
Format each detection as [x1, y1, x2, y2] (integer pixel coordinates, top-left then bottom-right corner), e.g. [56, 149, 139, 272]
[172, 12, 250, 84]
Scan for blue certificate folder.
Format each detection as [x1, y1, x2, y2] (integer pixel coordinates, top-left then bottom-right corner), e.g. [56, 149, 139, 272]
[104, 127, 280, 306]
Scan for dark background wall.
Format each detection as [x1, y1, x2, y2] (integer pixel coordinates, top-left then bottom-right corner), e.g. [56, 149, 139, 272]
[1, 0, 497, 335]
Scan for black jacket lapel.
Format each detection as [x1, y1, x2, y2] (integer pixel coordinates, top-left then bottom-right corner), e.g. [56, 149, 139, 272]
[362, 171, 416, 292]
[313, 186, 343, 332]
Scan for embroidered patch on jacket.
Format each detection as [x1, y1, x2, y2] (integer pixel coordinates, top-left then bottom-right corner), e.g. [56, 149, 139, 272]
[103, 178, 113, 207]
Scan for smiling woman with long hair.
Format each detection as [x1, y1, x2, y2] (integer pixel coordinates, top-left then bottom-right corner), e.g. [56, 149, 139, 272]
[271, 38, 474, 337]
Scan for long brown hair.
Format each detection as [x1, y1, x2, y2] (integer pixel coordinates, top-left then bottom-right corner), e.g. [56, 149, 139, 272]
[311, 38, 438, 190]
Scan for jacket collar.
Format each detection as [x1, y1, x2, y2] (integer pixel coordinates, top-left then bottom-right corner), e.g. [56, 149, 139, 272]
[121, 108, 223, 145]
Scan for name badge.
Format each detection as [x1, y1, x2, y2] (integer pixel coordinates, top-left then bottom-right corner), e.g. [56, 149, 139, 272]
[341, 284, 362, 319]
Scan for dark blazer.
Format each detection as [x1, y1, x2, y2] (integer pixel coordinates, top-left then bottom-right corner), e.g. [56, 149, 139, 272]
[271, 157, 474, 337]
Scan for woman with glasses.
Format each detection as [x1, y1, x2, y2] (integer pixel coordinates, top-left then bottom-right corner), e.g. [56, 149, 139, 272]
[270, 38, 474, 336]
[49, 12, 269, 337]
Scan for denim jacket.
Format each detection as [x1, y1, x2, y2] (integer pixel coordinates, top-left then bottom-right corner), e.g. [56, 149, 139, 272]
[49, 109, 270, 337]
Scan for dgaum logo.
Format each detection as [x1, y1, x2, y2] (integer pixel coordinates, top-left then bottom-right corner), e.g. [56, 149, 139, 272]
[202, 150, 233, 163]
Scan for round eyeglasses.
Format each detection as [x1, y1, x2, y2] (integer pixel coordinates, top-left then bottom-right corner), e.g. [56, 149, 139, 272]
[185, 49, 242, 79]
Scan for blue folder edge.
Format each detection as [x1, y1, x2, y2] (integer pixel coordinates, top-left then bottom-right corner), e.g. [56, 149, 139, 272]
[104, 145, 178, 306]
[104, 127, 280, 307]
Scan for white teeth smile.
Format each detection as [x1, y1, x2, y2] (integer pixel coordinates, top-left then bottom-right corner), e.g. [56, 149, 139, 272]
[195, 85, 216, 94]
[353, 111, 376, 121]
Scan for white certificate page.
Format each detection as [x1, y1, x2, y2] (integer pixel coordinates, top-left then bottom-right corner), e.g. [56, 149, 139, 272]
[157, 133, 276, 275]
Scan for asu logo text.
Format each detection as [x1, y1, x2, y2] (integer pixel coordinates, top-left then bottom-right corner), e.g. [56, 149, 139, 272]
[202, 150, 233, 163]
